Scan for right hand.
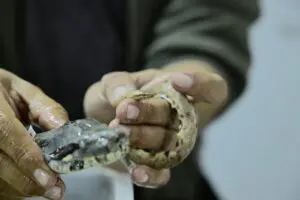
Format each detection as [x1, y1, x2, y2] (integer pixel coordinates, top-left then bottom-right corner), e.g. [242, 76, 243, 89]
[0, 69, 68, 200]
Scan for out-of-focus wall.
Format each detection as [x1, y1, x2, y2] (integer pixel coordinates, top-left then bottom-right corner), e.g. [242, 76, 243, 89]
[200, 0, 300, 200]
[27, 167, 134, 200]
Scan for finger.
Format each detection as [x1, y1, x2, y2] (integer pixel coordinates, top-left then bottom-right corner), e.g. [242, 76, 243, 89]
[130, 69, 158, 88]
[0, 151, 65, 200]
[83, 71, 137, 123]
[5, 72, 68, 130]
[0, 98, 61, 192]
[115, 98, 171, 126]
[0, 179, 23, 200]
[170, 72, 228, 103]
[83, 81, 116, 124]
[101, 72, 137, 106]
[109, 119, 167, 150]
[131, 165, 170, 188]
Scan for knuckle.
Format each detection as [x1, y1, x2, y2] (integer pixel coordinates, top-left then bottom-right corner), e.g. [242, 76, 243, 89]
[15, 148, 30, 166]
[0, 69, 11, 78]
[101, 71, 128, 84]
[50, 101, 68, 115]
[194, 71, 229, 103]
[15, 148, 42, 167]
[23, 82, 44, 97]
[209, 73, 229, 102]
[0, 112, 13, 143]
[138, 69, 158, 78]
[159, 170, 171, 186]
[149, 169, 170, 188]
[132, 69, 158, 87]
[21, 178, 43, 196]
[131, 126, 165, 149]
[31, 84, 43, 93]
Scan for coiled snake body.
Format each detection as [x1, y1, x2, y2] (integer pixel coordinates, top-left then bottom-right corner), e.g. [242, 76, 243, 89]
[30, 80, 198, 174]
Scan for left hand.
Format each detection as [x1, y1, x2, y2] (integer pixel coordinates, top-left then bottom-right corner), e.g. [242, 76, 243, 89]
[83, 60, 229, 188]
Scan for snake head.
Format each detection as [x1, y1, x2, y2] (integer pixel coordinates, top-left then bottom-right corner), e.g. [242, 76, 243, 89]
[77, 127, 130, 163]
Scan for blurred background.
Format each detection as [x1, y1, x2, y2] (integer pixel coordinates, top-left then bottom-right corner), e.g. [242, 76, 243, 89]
[200, 1, 300, 200]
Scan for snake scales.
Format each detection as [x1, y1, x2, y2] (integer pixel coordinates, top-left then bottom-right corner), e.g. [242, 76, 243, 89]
[29, 80, 198, 174]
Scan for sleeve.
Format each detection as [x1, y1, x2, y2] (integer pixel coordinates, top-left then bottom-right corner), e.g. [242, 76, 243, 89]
[143, 0, 260, 104]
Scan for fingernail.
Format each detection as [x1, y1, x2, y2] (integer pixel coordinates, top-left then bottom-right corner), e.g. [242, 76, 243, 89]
[133, 168, 149, 183]
[44, 186, 62, 200]
[41, 111, 67, 128]
[111, 85, 135, 103]
[34, 169, 50, 187]
[172, 73, 193, 89]
[126, 104, 139, 119]
[48, 114, 66, 127]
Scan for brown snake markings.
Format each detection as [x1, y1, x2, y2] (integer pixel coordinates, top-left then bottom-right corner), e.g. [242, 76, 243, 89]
[118, 80, 198, 170]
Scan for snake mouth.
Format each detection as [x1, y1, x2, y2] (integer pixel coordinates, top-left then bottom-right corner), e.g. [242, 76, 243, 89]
[49, 143, 81, 160]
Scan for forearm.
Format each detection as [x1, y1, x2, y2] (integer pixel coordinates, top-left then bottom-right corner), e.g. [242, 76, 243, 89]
[143, 0, 260, 106]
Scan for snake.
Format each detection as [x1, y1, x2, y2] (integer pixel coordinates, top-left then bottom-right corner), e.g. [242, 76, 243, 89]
[30, 80, 198, 174]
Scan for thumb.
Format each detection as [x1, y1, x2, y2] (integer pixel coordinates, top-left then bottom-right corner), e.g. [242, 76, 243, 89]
[101, 72, 137, 106]
[84, 72, 137, 123]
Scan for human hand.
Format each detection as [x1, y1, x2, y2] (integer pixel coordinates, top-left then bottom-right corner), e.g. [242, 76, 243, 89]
[0, 69, 68, 200]
[83, 59, 228, 188]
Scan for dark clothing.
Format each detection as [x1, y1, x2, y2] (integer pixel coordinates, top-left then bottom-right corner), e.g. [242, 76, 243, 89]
[1, 0, 260, 105]
[24, 0, 126, 119]
[0, 0, 260, 200]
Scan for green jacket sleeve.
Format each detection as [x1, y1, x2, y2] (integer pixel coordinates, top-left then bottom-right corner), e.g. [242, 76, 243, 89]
[143, 0, 260, 103]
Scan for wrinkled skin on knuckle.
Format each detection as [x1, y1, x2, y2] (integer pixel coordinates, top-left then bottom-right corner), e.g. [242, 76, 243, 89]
[20, 178, 43, 197]
[0, 112, 13, 145]
[131, 69, 158, 87]
[15, 147, 43, 169]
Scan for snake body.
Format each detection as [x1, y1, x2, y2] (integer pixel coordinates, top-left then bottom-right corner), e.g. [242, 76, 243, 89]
[31, 80, 198, 173]
[121, 80, 198, 169]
